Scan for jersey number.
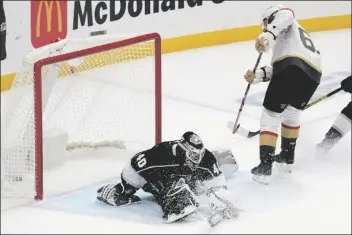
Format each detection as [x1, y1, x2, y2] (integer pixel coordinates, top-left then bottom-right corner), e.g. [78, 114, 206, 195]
[136, 154, 147, 168]
[298, 27, 317, 53]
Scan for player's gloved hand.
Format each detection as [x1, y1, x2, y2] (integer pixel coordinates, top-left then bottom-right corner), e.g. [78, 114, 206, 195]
[244, 66, 272, 84]
[341, 75, 352, 93]
[244, 70, 255, 84]
[255, 31, 275, 53]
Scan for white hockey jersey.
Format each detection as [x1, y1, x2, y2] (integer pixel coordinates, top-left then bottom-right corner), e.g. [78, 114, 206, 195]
[266, 9, 322, 83]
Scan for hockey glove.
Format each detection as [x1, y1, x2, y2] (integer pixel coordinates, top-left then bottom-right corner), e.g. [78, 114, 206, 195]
[341, 75, 352, 93]
[255, 31, 276, 53]
[244, 66, 272, 84]
[212, 148, 239, 179]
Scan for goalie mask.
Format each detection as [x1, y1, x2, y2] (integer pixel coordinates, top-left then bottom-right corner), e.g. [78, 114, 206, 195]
[261, 4, 283, 31]
[179, 131, 205, 165]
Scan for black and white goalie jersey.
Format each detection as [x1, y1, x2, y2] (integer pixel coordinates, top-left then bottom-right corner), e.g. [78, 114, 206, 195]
[129, 140, 222, 197]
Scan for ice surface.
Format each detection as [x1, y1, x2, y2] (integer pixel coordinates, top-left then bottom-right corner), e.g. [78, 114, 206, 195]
[1, 29, 351, 234]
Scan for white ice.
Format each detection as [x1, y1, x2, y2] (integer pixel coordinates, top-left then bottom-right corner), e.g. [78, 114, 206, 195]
[1, 29, 351, 234]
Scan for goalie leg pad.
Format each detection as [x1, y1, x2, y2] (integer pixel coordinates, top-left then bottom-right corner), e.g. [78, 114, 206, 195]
[161, 178, 198, 223]
[97, 177, 140, 207]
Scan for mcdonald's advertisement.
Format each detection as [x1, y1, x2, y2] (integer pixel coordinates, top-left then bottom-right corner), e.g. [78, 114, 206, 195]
[1, 0, 351, 83]
[30, 0, 68, 48]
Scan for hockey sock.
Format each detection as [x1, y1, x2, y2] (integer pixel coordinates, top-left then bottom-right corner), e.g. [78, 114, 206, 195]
[280, 123, 299, 163]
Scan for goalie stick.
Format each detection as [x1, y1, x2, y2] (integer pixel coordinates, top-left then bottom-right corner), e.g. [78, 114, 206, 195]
[229, 87, 344, 138]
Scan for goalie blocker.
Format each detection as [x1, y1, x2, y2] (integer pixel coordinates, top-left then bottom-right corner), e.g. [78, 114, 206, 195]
[97, 131, 239, 225]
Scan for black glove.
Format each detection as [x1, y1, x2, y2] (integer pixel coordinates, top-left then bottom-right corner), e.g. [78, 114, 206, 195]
[341, 76, 352, 93]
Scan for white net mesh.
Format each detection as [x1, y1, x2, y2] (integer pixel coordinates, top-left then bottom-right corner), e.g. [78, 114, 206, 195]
[1, 33, 161, 199]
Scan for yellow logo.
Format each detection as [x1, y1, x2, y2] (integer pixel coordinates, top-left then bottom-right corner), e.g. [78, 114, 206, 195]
[36, 1, 63, 37]
[31, 0, 67, 48]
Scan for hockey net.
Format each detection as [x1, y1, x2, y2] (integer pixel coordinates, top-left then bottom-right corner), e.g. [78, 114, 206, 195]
[1, 33, 162, 200]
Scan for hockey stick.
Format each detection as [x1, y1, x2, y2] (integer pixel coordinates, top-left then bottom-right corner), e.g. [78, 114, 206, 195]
[303, 87, 343, 109]
[230, 53, 263, 134]
[231, 87, 344, 138]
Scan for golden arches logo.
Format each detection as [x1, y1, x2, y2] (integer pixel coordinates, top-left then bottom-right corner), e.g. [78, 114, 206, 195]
[36, 1, 62, 37]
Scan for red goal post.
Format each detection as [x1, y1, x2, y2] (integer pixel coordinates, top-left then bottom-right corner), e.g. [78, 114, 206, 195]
[1, 33, 162, 200]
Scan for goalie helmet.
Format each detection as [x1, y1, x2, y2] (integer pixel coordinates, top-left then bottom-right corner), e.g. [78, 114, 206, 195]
[180, 131, 205, 164]
[261, 4, 283, 30]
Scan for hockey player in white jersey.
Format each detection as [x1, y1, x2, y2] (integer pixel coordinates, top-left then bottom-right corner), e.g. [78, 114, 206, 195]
[244, 5, 321, 183]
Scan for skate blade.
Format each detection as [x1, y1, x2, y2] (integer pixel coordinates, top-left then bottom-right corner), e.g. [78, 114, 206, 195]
[275, 162, 292, 174]
[252, 175, 270, 185]
[315, 144, 330, 155]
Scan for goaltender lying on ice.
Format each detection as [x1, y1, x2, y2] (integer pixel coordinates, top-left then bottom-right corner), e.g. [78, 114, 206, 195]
[97, 131, 239, 227]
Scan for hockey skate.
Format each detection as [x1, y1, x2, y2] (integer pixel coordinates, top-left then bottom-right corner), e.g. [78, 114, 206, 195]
[251, 146, 274, 185]
[251, 162, 272, 185]
[316, 127, 342, 152]
[274, 136, 297, 174]
[316, 141, 332, 152]
[273, 150, 293, 174]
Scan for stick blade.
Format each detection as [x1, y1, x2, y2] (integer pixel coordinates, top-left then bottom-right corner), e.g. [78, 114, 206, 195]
[247, 130, 260, 138]
[226, 121, 239, 134]
[227, 121, 260, 138]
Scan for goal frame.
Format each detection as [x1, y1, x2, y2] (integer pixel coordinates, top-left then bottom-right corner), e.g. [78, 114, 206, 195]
[32, 32, 162, 200]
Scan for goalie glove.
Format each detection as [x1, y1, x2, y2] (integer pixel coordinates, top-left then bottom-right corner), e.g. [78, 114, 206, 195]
[212, 148, 239, 179]
[244, 66, 272, 85]
[341, 75, 352, 93]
